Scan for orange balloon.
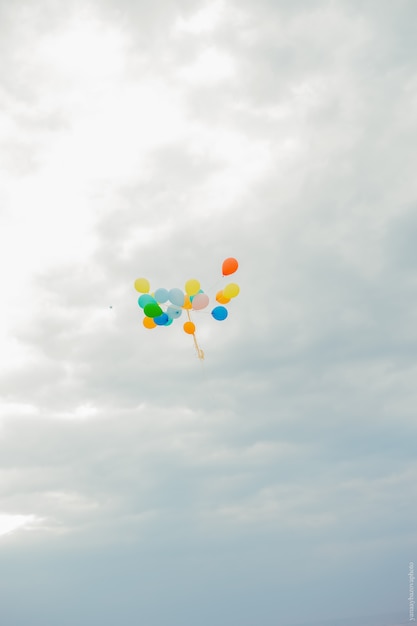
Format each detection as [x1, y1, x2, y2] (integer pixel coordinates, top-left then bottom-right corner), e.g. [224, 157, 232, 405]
[183, 321, 195, 334]
[183, 295, 192, 309]
[222, 257, 238, 276]
[216, 290, 230, 304]
[143, 317, 156, 329]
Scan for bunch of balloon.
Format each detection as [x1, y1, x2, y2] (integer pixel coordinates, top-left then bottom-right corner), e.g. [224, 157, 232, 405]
[134, 257, 240, 360]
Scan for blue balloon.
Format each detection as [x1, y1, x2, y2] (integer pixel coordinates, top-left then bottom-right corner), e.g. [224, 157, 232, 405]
[211, 306, 228, 321]
[154, 288, 169, 303]
[154, 313, 169, 326]
[138, 294, 156, 308]
[169, 288, 185, 307]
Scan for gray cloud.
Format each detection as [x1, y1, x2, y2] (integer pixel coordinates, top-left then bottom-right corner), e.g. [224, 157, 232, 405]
[0, 1, 416, 625]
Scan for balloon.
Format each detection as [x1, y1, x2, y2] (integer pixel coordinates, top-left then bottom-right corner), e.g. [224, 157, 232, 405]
[138, 294, 156, 308]
[223, 282, 240, 299]
[222, 257, 238, 276]
[154, 288, 169, 303]
[155, 313, 169, 326]
[211, 306, 228, 321]
[134, 277, 150, 293]
[183, 295, 192, 309]
[169, 288, 185, 307]
[190, 289, 204, 302]
[185, 279, 200, 296]
[216, 290, 230, 304]
[143, 317, 156, 329]
[167, 305, 182, 319]
[192, 293, 209, 310]
[183, 321, 195, 334]
[144, 302, 163, 318]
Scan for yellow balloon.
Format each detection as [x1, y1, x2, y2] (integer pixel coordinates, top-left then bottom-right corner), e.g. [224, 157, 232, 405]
[143, 317, 156, 329]
[134, 277, 150, 293]
[185, 278, 200, 296]
[223, 282, 240, 299]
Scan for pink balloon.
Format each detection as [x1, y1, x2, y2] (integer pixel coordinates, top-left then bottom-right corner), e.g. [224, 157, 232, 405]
[192, 293, 209, 310]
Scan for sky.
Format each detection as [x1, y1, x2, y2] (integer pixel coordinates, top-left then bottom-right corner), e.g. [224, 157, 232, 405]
[0, 0, 416, 624]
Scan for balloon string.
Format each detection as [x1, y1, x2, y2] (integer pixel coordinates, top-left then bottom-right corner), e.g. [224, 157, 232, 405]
[192, 333, 205, 360]
[205, 276, 225, 297]
[186, 310, 204, 360]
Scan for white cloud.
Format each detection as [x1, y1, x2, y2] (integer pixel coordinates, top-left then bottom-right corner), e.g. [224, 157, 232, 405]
[0, 514, 41, 538]
[174, 1, 224, 35]
[37, 13, 126, 82]
[0, 0, 416, 624]
[178, 46, 235, 84]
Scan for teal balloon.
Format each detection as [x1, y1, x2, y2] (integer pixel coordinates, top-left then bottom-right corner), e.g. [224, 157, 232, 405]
[154, 288, 169, 303]
[144, 302, 163, 318]
[211, 306, 228, 321]
[167, 305, 182, 319]
[138, 294, 156, 308]
[169, 288, 184, 307]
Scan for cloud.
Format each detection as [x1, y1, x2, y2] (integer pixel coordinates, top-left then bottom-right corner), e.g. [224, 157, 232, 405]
[0, 0, 416, 624]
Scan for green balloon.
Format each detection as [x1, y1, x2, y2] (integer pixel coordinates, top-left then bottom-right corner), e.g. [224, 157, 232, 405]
[144, 302, 163, 318]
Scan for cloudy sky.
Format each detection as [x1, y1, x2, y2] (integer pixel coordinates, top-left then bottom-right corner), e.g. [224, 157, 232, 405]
[1, 1, 416, 624]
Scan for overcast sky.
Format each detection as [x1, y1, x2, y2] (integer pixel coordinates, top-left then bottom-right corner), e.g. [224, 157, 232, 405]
[1, 1, 416, 625]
